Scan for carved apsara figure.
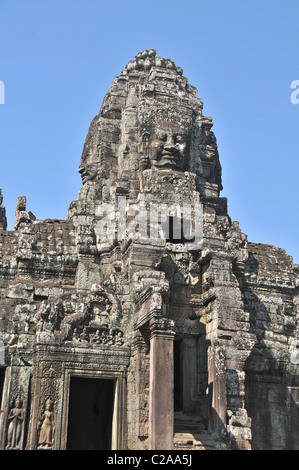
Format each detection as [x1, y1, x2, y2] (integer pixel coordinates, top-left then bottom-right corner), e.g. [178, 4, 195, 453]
[115, 330, 124, 346]
[6, 396, 25, 450]
[92, 328, 102, 344]
[79, 326, 89, 343]
[38, 398, 54, 449]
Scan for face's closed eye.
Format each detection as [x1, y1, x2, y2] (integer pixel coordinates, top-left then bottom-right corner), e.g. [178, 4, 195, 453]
[156, 131, 167, 142]
[174, 134, 186, 144]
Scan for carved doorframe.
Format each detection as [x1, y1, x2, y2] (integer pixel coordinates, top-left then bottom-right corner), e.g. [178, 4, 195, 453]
[28, 344, 130, 450]
[59, 365, 126, 450]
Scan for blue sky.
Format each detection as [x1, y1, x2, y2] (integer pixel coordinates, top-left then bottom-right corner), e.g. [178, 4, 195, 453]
[0, 0, 298, 263]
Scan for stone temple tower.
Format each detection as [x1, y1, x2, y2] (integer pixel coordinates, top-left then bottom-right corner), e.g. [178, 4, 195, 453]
[0, 50, 298, 450]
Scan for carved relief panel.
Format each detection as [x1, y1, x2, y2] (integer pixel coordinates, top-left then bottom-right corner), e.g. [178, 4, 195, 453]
[35, 286, 125, 348]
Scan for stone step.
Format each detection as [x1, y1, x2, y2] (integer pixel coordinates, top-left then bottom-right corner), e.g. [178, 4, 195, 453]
[174, 431, 230, 451]
[174, 411, 206, 433]
[173, 411, 230, 449]
[174, 423, 206, 432]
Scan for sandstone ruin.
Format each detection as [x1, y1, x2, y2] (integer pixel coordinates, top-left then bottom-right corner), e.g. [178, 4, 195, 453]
[0, 50, 298, 450]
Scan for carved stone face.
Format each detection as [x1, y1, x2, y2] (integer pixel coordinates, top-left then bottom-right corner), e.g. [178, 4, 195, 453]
[93, 306, 101, 315]
[77, 117, 102, 184]
[76, 51, 201, 185]
[150, 126, 189, 171]
[15, 397, 22, 408]
[45, 399, 52, 411]
[140, 113, 192, 172]
[78, 161, 90, 184]
[78, 160, 99, 184]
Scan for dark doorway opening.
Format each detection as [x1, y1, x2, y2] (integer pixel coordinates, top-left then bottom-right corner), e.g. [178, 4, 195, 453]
[174, 340, 183, 411]
[66, 377, 115, 450]
[0, 368, 5, 408]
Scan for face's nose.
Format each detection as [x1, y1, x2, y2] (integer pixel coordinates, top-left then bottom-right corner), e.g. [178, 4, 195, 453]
[78, 164, 85, 175]
[164, 134, 175, 150]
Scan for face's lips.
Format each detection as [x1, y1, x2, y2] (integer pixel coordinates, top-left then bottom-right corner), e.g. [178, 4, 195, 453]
[157, 151, 180, 164]
[161, 151, 174, 156]
[156, 157, 179, 168]
[78, 168, 88, 183]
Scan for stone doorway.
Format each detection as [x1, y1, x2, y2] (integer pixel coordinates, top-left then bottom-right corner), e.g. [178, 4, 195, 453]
[174, 337, 197, 413]
[173, 336, 205, 439]
[0, 368, 5, 409]
[66, 377, 115, 450]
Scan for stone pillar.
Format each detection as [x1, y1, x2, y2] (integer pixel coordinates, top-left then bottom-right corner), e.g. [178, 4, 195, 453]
[148, 318, 175, 450]
[208, 344, 227, 435]
[126, 329, 150, 449]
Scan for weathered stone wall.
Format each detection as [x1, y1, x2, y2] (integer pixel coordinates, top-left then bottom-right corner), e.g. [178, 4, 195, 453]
[0, 50, 298, 450]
